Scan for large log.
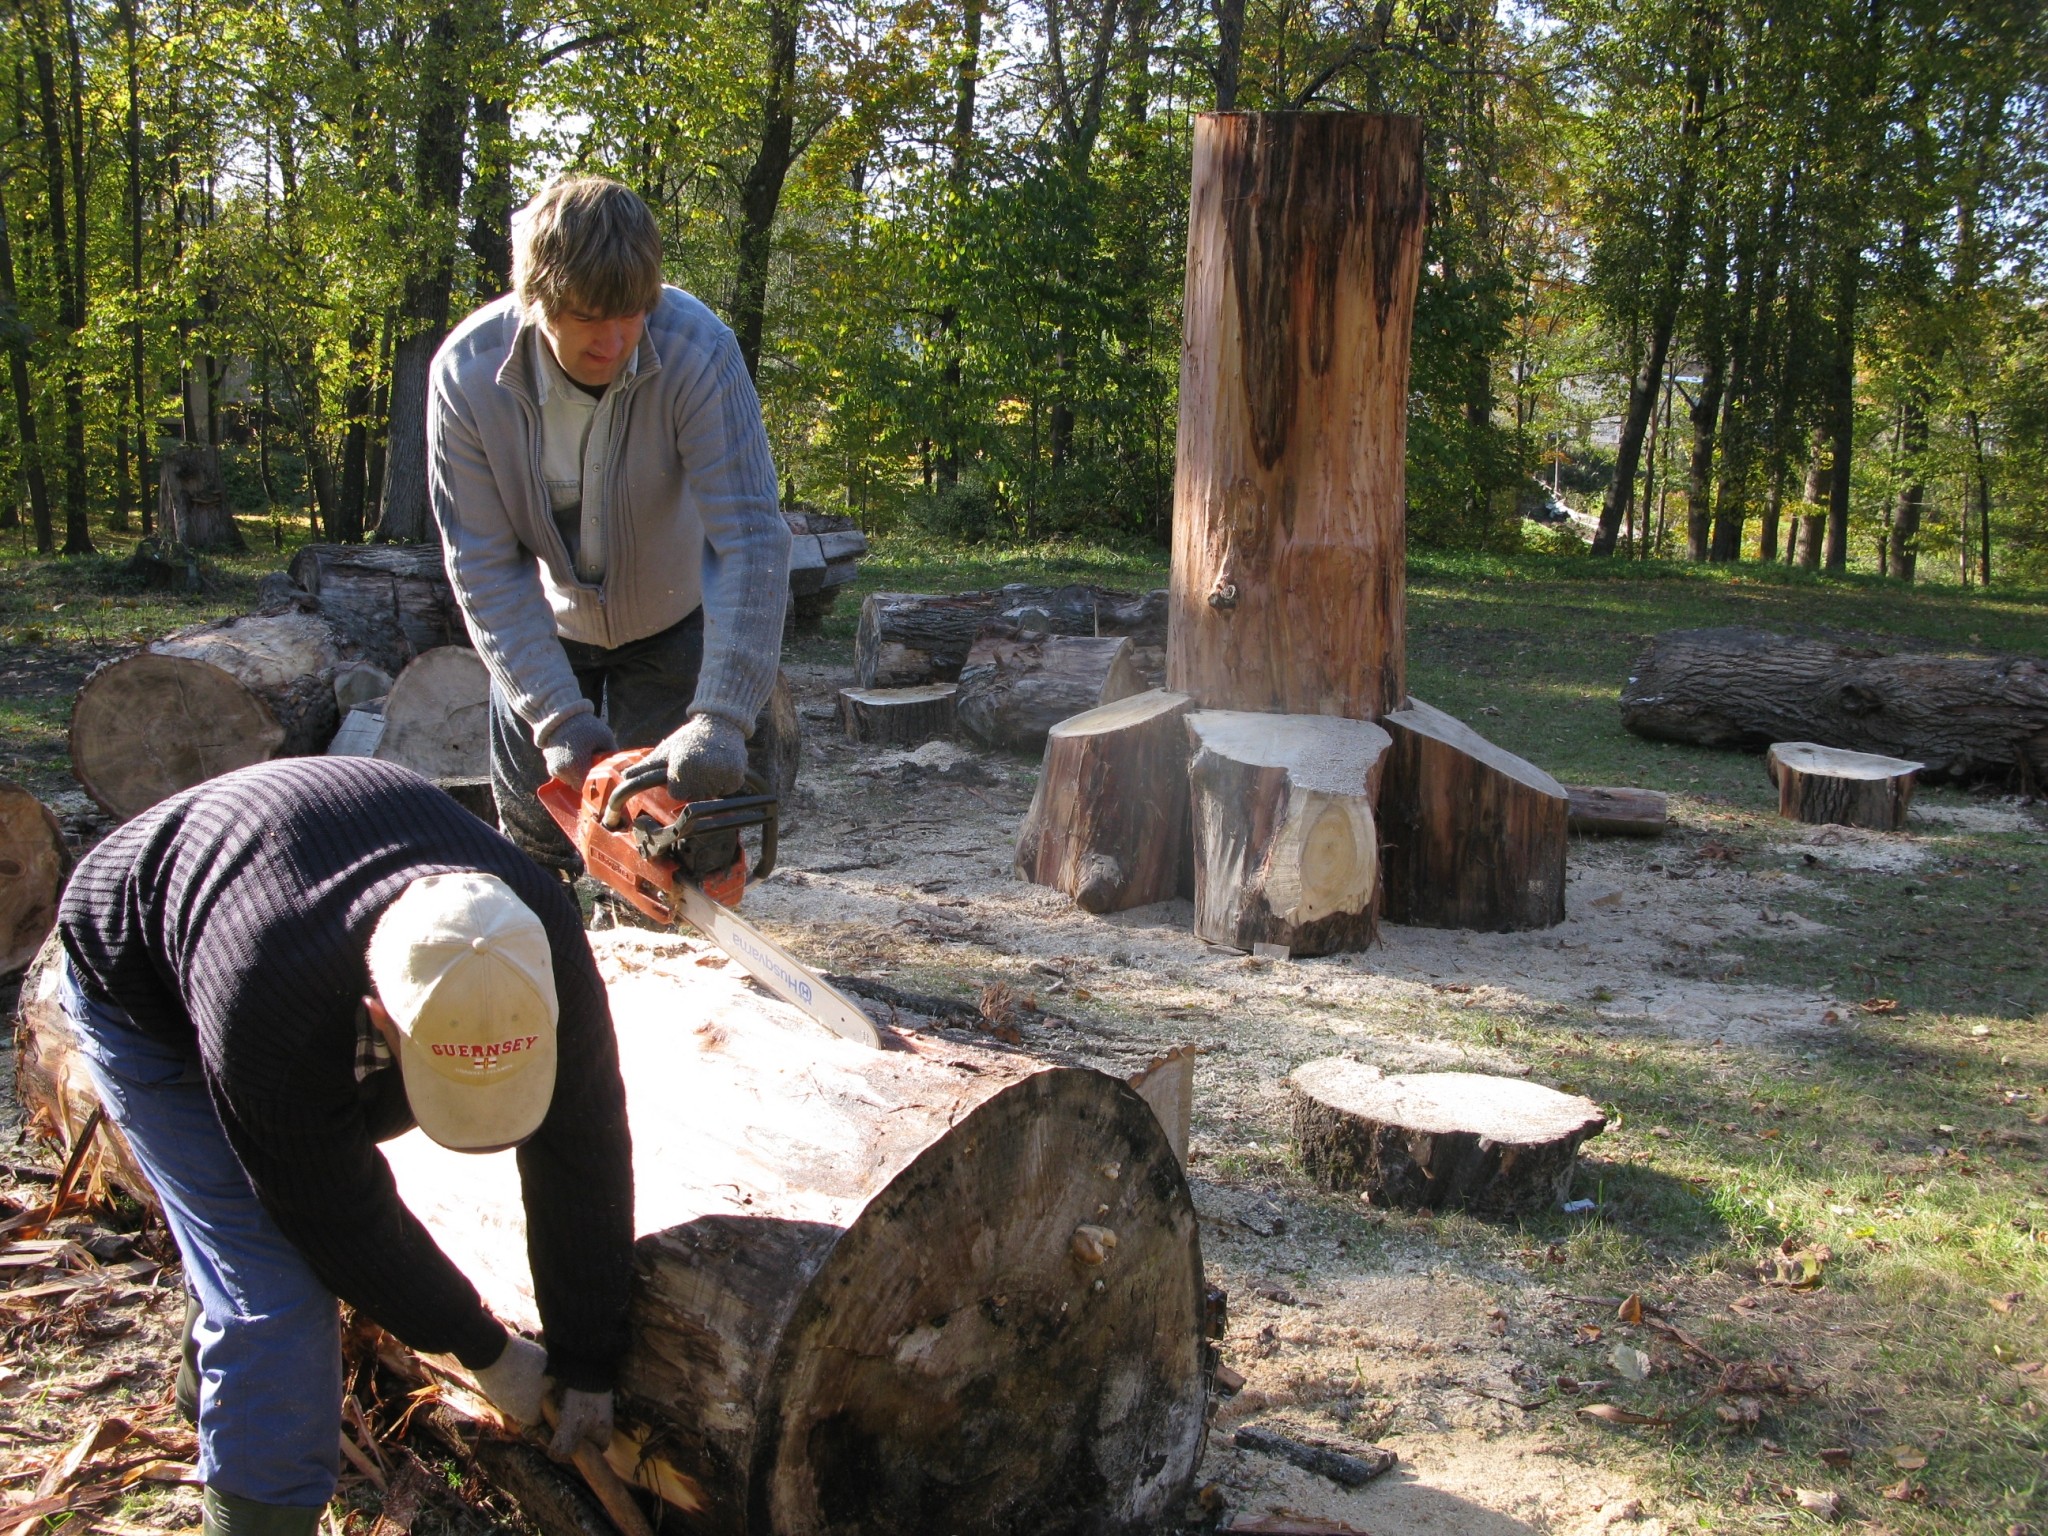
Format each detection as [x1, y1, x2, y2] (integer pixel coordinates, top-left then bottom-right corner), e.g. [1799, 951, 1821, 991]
[1289, 1060, 1605, 1214]
[855, 587, 1167, 688]
[1185, 710, 1389, 956]
[0, 782, 66, 977]
[288, 543, 467, 670]
[1378, 699, 1566, 932]
[956, 632, 1147, 753]
[15, 931, 1212, 1535]
[374, 647, 491, 779]
[69, 609, 370, 820]
[1620, 627, 2048, 784]
[1564, 784, 1668, 837]
[1766, 741, 1922, 831]
[1016, 690, 1195, 914]
[1166, 113, 1426, 720]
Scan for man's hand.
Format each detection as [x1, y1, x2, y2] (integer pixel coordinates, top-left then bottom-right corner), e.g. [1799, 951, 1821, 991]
[474, 1333, 548, 1428]
[604, 714, 747, 823]
[548, 1387, 615, 1462]
[540, 713, 617, 787]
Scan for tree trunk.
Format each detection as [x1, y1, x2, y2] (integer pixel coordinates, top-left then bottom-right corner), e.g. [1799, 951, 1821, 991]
[837, 685, 958, 747]
[1378, 698, 1567, 932]
[855, 587, 1165, 687]
[288, 541, 467, 670]
[1016, 689, 1194, 914]
[70, 609, 371, 819]
[935, 0, 982, 487]
[1620, 627, 2048, 784]
[372, 646, 491, 779]
[0, 779, 67, 977]
[1186, 709, 1388, 956]
[0, 189, 53, 552]
[1795, 426, 1827, 570]
[1684, 210, 1729, 562]
[1888, 391, 1928, 580]
[730, 0, 801, 378]
[955, 632, 1145, 753]
[30, 3, 91, 556]
[1766, 742, 1921, 831]
[158, 446, 244, 550]
[1167, 113, 1425, 720]
[1563, 785, 1668, 837]
[1289, 1060, 1605, 1214]
[123, 0, 147, 535]
[1211, 0, 1246, 109]
[1823, 248, 1858, 572]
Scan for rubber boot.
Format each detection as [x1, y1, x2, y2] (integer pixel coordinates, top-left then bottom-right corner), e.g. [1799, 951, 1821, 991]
[175, 1290, 201, 1425]
[201, 1489, 323, 1536]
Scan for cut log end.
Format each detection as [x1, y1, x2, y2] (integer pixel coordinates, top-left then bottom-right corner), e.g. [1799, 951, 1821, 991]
[0, 782, 67, 976]
[1289, 1060, 1605, 1214]
[374, 647, 491, 780]
[837, 684, 958, 747]
[1766, 742, 1924, 831]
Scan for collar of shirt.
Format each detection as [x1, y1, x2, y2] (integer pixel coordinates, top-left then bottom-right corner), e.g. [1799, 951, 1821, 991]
[354, 1001, 394, 1083]
[532, 325, 640, 408]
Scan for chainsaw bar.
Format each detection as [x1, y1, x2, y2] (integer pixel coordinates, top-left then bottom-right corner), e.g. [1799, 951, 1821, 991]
[673, 881, 881, 1048]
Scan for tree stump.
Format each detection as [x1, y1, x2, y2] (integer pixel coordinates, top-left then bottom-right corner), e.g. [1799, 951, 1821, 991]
[287, 542, 467, 670]
[1564, 785, 1668, 837]
[1289, 1059, 1605, 1213]
[157, 446, 243, 551]
[1619, 627, 2048, 783]
[956, 633, 1146, 754]
[837, 684, 958, 747]
[1016, 690, 1195, 914]
[70, 610, 369, 819]
[0, 782, 67, 977]
[17, 931, 1211, 1534]
[1379, 699, 1567, 932]
[854, 587, 1167, 688]
[1166, 112, 1426, 719]
[373, 647, 492, 779]
[1766, 742, 1923, 830]
[1186, 710, 1389, 956]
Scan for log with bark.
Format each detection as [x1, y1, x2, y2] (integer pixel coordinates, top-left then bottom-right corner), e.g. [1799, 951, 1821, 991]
[837, 684, 958, 747]
[1166, 112, 1426, 720]
[1766, 742, 1923, 831]
[1016, 690, 1195, 914]
[1620, 627, 2048, 784]
[69, 608, 372, 820]
[1186, 710, 1390, 956]
[1565, 785, 1669, 838]
[287, 543, 467, 671]
[15, 930, 1212, 1535]
[0, 781, 66, 977]
[1378, 699, 1567, 932]
[854, 587, 1167, 688]
[373, 647, 492, 779]
[956, 631, 1147, 753]
[1288, 1059, 1605, 1214]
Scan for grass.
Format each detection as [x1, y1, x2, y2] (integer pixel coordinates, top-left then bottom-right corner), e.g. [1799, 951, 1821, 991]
[3, 517, 2045, 1527]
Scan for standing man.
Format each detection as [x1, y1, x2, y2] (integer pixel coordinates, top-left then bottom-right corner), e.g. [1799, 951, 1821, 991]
[428, 176, 791, 865]
[57, 757, 635, 1536]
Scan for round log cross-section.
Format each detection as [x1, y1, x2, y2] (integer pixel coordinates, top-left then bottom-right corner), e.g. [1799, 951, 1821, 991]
[1766, 741, 1923, 831]
[1167, 112, 1426, 720]
[1290, 1060, 1605, 1214]
[0, 783, 67, 977]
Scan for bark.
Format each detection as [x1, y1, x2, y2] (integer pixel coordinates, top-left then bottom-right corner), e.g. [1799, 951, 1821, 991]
[854, 586, 1165, 687]
[1822, 248, 1857, 573]
[465, 5, 515, 299]
[1563, 785, 1668, 837]
[0, 189, 53, 552]
[730, 0, 801, 379]
[1795, 425, 1827, 570]
[123, 0, 147, 534]
[1211, 0, 1246, 109]
[934, 0, 982, 487]
[955, 632, 1145, 753]
[1620, 627, 2048, 784]
[1289, 1059, 1605, 1213]
[30, 0, 90, 555]
[158, 445, 243, 550]
[1765, 741, 1921, 831]
[1378, 698, 1567, 932]
[1888, 389, 1928, 580]
[288, 541, 468, 670]
[1685, 208, 1729, 562]
[1016, 689, 1194, 913]
[0, 778, 67, 977]
[1167, 113, 1426, 720]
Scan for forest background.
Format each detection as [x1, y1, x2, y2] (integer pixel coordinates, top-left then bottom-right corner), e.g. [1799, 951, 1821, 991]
[0, 0, 2043, 583]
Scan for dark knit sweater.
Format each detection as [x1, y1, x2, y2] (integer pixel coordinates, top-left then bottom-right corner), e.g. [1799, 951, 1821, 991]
[58, 756, 633, 1391]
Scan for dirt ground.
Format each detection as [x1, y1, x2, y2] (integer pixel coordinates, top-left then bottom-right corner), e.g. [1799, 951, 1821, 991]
[5, 650, 2042, 1534]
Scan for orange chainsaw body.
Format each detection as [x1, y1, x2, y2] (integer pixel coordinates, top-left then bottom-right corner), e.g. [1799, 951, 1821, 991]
[536, 750, 763, 923]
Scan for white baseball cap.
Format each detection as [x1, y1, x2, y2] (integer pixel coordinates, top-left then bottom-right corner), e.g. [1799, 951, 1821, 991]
[366, 872, 559, 1152]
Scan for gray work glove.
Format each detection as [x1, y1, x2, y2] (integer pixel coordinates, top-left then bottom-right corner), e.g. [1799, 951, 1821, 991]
[473, 1333, 548, 1428]
[539, 712, 618, 788]
[605, 714, 748, 822]
[548, 1386, 616, 1462]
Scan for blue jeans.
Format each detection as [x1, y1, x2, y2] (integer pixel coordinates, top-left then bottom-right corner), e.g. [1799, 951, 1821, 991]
[59, 961, 341, 1508]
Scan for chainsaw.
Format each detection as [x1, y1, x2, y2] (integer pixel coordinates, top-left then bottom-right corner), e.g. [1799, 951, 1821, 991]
[537, 750, 880, 1048]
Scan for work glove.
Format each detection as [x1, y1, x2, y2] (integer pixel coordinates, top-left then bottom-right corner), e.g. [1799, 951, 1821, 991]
[473, 1332, 548, 1428]
[548, 1387, 616, 1462]
[605, 713, 748, 823]
[539, 712, 618, 788]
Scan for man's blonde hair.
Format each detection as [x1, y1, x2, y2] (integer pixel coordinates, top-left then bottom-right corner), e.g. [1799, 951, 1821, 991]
[512, 176, 664, 320]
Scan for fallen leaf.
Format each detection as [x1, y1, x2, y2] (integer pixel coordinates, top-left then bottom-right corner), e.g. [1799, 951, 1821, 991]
[1859, 997, 1899, 1015]
[1793, 1487, 1840, 1521]
[1882, 1478, 1924, 1503]
[1617, 1293, 1644, 1325]
[1715, 1396, 1762, 1431]
[1990, 1291, 2023, 1313]
[1577, 1403, 1670, 1428]
[1576, 1324, 1603, 1344]
[1818, 1446, 1853, 1468]
[1889, 1445, 1928, 1471]
[1610, 1343, 1651, 1382]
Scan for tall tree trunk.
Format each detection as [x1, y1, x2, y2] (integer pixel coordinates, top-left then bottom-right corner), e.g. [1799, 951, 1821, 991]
[1822, 248, 1856, 572]
[1684, 211, 1729, 562]
[31, 0, 91, 555]
[1212, 0, 1246, 109]
[465, 3, 514, 300]
[1887, 391, 1927, 580]
[0, 189, 54, 552]
[377, 5, 470, 543]
[1968, 409, 1990, 586]
[123, 0, 149, 534]
[730, 0, 802, 380]
[936, 0, 982, 489]
[1796, 424, 1827, 570]
[338, 319, 374, 543]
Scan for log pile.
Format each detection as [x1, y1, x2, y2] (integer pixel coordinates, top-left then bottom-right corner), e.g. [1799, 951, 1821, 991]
[15, 930, 1213, 1536]
[1620, 626, 2048, 784]
[956, 631, 1147, 753]
[783, 508, 869, 632]
[1766, 741, 1922, 830]
[855, 587, 1167, 689]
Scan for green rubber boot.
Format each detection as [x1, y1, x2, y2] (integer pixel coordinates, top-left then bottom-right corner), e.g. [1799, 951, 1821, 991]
[201, 1489, 324, 1536]
[175, 1290, 200, 1425]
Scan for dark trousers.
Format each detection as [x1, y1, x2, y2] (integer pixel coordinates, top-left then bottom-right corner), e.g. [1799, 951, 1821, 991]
[491, 608, 704, 869]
